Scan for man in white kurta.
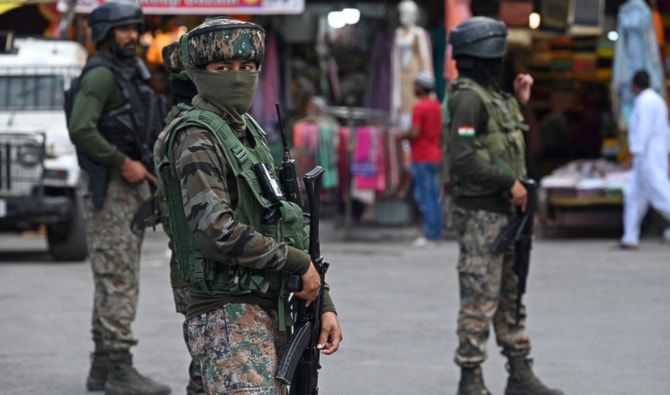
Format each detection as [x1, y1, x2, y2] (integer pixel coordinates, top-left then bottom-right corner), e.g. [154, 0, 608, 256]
[620, 70, 670, 248]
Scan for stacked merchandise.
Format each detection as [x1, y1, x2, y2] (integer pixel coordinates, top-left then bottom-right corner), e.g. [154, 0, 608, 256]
[548, 37, 576, 112]
[572, 36, 598, 81]
[540, 159, 628, 199]
[527, 39, 553, 110]
[539, 159, 629, 228]
[595, 35, 614, 83]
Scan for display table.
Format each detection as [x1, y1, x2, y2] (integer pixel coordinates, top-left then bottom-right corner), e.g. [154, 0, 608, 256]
[538, 159, 628, 232]
[546, 195, 622, 206]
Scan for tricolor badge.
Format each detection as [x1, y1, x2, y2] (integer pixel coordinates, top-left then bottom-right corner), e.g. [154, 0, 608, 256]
[458, 126, 475, 137]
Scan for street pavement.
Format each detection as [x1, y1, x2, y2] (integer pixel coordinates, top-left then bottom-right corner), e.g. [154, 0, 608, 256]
[0, 219, 668, 395]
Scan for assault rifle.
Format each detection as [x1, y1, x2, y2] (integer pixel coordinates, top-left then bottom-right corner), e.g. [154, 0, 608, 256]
[275, 103, 304, 207]
[491, 178, 537, 323]
[276, 165, 328, 395]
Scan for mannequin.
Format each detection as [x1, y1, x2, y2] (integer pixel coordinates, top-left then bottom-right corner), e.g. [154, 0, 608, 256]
[392, 0, 434, 131]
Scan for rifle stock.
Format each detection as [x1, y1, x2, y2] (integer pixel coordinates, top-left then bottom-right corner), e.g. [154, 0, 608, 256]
[276, 166, 328, 395]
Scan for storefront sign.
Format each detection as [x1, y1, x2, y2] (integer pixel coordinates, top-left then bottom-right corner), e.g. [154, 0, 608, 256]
[59, 0, 305, 15]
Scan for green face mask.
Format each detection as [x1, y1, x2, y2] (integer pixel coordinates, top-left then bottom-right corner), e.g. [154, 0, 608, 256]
[186, 67, 259, 131]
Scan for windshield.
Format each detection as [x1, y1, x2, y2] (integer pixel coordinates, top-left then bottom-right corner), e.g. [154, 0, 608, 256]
[0, 75, 64, 111]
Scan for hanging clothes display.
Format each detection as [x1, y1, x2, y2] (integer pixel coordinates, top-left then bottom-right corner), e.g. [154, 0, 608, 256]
[352, 126, 387, 192]
[250, 29, 281, 140]
[363, 31, 393, 111]
[611, 0, 666, 128]
[291, 116, 339, 190]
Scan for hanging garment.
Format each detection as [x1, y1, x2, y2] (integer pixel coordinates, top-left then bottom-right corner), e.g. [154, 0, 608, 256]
[444, 0, 472, 82]
[352, 126, 387, 192]
[611, 0, 665, 128]
[250, 30, 281, 139]
[363, 31, 394, 111]
[292, 121, 319, 177]
[317, 120, 339, 189]
[292, 118, 339, 190]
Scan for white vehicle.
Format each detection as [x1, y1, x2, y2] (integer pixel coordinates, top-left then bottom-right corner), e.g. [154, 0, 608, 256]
[0, 34, 88, 261]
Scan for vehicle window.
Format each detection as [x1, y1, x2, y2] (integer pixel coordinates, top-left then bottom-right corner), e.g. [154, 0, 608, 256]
[0, 75, 64, 111]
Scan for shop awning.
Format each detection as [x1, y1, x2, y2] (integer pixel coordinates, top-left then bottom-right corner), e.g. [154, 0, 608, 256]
[55, 0, 305, 15]
[0, 0, 58, 15]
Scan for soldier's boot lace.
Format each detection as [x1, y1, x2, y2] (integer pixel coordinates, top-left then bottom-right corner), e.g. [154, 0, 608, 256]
[104, 351, 171, 395]
[457, 366, 492, 395]
[504, 357, 564, 395]
[86, 351, 111, 391]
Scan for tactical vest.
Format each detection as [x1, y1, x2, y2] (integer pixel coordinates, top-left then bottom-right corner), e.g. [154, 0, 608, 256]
[445, 77, 528, 196]
[83, 56, 166, 161]
[155, 109, 308, 304]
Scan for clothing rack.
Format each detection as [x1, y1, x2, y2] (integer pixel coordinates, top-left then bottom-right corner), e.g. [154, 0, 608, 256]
[324, 106, 394, 239]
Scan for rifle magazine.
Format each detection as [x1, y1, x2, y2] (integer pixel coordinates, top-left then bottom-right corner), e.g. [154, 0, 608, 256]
[276, 321, 313, 385]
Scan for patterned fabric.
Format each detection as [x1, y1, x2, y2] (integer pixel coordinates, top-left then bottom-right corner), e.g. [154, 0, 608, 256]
[172, 286, 190, 315]
[167, 106, 298, 273]
[173, 286, 206, 395]
[186, 303, 288, 395]
[182, 17, 265, 68]
[452, 206, 531, 367]
[162, 41, 184, 74]
[82, 170, 150, 351]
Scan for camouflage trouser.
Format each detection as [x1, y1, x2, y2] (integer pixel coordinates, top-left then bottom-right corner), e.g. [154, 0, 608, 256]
[83, 170, 149, 351]
[186, 303, 288, 395]
[173, 287, 206, 395]
[452, 206, 531, 367]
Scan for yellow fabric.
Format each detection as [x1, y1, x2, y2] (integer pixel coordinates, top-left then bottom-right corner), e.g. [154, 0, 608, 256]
[0, 3, 22, 15]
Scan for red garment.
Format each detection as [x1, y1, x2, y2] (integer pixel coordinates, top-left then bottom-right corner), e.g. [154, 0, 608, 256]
[444, 0, 472, 81]
[410, 97, 442, 163]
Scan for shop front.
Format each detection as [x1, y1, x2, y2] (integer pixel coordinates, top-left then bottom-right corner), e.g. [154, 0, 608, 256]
[2, 0, 668, 234]
[491, 0, 670, 234]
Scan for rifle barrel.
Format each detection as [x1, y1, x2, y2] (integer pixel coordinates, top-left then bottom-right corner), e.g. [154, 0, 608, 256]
[275, 103, 290, 159]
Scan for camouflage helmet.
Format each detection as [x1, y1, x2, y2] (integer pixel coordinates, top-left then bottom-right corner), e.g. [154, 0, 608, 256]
[162, 41, 184, 74]
[88, 1, 144, 45]
[181, 17, 265, 69]
[449, 16, 507, 59]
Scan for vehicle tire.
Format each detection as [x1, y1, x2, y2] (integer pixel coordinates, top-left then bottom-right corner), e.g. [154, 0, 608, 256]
[47, 192, 88, 261]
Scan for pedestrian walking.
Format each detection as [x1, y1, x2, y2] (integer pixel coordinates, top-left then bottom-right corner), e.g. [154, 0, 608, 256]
[619, 69, 670, 249]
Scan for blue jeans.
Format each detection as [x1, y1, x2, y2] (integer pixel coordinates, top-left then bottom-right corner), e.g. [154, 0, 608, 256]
[410, 162, 443, 240]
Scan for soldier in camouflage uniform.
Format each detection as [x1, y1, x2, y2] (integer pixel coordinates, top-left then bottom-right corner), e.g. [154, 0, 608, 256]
[159, 41, 204, 395]
[67, 2, 170, 394]
[444, 17, 562, 395]
[154, 18, 342, 395]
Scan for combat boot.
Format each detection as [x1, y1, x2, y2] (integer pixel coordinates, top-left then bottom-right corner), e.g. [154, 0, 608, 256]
[86, 351, 111, 391]
[504, 357, 564, 395]
[457, 366, 492, 395]
[104, 351, 171, 395]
